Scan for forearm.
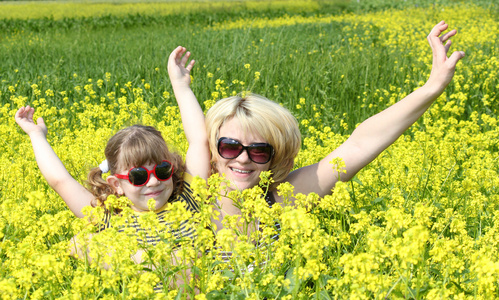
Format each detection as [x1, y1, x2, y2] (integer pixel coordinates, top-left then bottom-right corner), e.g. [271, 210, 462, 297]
[29, 131, 74, 189]
[324, 83, 446, 184]
[172, 83, 210, 178]
[29, 132, 93, 217]
[349, 82, 443, 153]
[171, 83, 207, 145]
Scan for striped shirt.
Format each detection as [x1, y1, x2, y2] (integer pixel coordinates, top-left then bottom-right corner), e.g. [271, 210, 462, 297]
[98, 173, 199, 246]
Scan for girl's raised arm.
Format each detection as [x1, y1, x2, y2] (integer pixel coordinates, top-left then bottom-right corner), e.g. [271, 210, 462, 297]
[168, 46, 211, 180]
[285, 21, 465, 198]
[15, 106, 94, 218]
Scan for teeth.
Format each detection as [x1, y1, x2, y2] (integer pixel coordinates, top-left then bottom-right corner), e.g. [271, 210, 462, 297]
[231, 168, 251, 174]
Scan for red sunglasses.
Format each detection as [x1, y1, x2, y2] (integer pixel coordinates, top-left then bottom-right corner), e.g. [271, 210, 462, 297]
[115, 160, 174, 186]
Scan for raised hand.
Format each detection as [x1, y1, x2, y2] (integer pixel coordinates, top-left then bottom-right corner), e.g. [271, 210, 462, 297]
[166, 46, 210, 180]
[168, 46, 196, 87]
[427, 21, 466, 90]
[15, 106, 47, 137]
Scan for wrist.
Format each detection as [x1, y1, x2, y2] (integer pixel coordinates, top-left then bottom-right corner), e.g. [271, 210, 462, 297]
[29, 130, 47, 140]
[421, 80, 446, 100]
[171, 82, 192, 92]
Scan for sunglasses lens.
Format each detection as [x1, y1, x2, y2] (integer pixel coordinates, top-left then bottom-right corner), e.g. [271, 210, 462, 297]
[155, 161, 173, 180]
[218, 138, 274, 164]
[219, 139, 243, 159]
[128, 167, 148, 186]
[248, 145, 273, 163]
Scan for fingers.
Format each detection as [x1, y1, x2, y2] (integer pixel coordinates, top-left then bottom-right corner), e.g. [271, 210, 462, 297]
[169, 46, 182, 62]
[176, 46, 186, 62]
[428, 21, 462, 64]
[37, 117, 48, 133]
[440, 29, 457, 44]
[427, 21, 445, 40]
[27, 106, 34, 121]
[15, 107, 24, 120]
[444, 40, 452, 54]
[180, 51, 190, 66]
[168, 46, 195, 75]
[186, 59, 195, 72]
[168, 46, 185, 66]
[15, 106, 33, 121]
[447, 50, 466, 67]
[171, 46, 187, 64]
[427, 21, 448, 47]
[432, 20, 448, 35]
[171, 45, 194, 68]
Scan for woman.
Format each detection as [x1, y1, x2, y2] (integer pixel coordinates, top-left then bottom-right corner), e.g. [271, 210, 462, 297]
[205, 21, 465, 215]
[172, 21, 465, 228]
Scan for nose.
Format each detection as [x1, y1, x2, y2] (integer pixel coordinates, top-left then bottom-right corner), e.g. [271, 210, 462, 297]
[234, 148, 251, 164]
[146, 174, 160, 187]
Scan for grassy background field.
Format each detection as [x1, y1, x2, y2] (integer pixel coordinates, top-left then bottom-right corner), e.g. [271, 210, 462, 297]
[1, 0, 496, 132]
[1, 0, 498, 298]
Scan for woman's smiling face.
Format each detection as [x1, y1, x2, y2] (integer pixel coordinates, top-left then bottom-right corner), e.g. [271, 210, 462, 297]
[215, 117, 272, 192]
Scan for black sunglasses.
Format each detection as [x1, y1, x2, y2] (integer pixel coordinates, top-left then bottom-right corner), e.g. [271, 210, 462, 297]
[217, 137, 274, 164]
[115, 160, 174, 186]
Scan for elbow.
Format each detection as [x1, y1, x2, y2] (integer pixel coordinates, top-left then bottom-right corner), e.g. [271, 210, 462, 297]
[48, 177, 65, 192]
[48, 176, 74, 200]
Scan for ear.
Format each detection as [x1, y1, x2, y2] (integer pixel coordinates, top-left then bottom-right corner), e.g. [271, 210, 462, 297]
[106, 175, 124, 195]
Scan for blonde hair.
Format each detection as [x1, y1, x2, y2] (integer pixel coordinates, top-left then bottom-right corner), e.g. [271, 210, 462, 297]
[206, 94, 301, 189]
[87, 125, 185, 208]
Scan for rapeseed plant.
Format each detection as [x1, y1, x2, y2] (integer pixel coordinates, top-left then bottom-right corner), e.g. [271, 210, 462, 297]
[1, 2, 498, 299]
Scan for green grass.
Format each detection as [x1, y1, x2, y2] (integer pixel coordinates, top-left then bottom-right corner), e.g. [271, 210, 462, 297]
[0, 0, 496, 132]
[0, 3, 413, 132]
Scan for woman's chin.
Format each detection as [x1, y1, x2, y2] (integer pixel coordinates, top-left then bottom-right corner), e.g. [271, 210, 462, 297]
[227, 178, 260, 193]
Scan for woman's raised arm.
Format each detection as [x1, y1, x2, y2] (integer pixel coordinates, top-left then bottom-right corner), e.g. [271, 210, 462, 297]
[285, 21, 465, 199]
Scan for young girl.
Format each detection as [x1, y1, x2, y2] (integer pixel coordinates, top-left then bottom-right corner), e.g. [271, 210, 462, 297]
[14, 46, 210, 264]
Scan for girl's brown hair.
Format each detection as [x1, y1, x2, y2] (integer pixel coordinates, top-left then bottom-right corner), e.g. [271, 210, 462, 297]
[87, 125, 185, 207]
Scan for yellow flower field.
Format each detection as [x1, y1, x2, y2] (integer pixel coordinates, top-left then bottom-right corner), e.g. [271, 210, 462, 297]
[0, 0, 321, 20]
[0, 1, 498, 298]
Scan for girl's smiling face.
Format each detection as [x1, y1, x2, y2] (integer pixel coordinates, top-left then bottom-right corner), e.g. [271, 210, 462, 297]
[113, 162, 174, 212]
[215, 117, 272, 192]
